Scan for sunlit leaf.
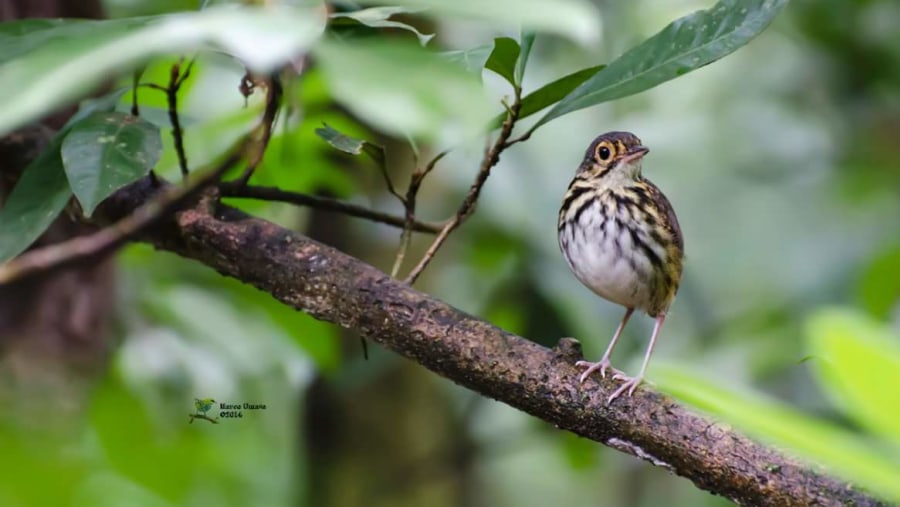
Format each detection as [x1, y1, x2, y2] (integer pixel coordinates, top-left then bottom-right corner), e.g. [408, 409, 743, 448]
[806, 308, 900, 440]
[61, 112, 162, 216]
[314, 39, 492, 140]
[354, 0, 599, 44]
[533, 0, 787, 130]
[484, 37, 520, 87]
[330, 6, 434, 46]
[0, 4, 326, 135]
[654, 363, 900, 504]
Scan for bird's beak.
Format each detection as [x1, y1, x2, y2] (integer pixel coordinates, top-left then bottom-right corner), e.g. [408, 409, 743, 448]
[621, 145, 649, 164]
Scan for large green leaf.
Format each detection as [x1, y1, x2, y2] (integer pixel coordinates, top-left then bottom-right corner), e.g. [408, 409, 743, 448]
[0, 135, 71, 264]
[654, 363, 900, 504]
[330, 6, 434, 46]
[314, 39, 492, 140]
[61, 112, 162, 217]
[533, 0, 788, 130]
[806, 308, 900, 440]
[0, 4, 325, 136]
[354, 0, 599, 44]
[518, 65, 604, 121]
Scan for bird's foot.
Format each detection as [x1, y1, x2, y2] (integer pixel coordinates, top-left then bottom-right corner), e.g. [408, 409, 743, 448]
[575, 358, 620, 383]
[606, 373, 644, 405]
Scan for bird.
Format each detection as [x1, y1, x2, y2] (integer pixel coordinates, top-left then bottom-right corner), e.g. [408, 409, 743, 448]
[557, 131, 684, 404]
[194, 398, 216, 415]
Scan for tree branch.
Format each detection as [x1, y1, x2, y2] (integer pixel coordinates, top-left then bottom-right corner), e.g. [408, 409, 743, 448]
[218, 182, 443, 233]
[94, 178, 887, 507]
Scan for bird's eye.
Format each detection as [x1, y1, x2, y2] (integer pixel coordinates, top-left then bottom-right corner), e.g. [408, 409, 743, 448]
[597, 146, 611, 161]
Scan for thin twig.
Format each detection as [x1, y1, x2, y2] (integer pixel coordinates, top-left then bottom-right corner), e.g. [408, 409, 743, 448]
[403, 94, 523, 285]
[419, 149, 447, 180]
[389, 229, 412, 278]
[218, 183, 443, 234]
[390, 149, 448, 277]
[131, 70, 141, 117]
[234, 73, 283, 186]
[163, 58, 195, 177]
[379, 161, 404, 203]
[503, 128, 533, 149]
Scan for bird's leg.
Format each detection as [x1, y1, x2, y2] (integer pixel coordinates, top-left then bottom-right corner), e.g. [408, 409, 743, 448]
[608, 312, 666, 404]
[576, 307, 634, 383]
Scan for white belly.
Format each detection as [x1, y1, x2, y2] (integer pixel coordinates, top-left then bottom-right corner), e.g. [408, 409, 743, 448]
[558, 200, 660, 311]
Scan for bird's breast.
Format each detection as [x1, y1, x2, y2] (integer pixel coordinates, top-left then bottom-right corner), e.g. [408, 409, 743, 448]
[558, 188, 680, 314]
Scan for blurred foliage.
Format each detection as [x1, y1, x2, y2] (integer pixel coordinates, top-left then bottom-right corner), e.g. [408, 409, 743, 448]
[1, 0, 899, 506]
[656, 309, 900, 502]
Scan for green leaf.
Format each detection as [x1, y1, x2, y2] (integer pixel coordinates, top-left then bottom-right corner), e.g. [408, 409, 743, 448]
[0, 136, 71, 263]
[0, 4, 325, 136]
[442, 44, 493, 75]
[354, 0, 599, 44]
[314, 39, 492, 140]
[654, 363, 900, 504]
[0, 88, 130, 263]
[489, 64, 605, 128]
[330, 6, 434, 46]
[514, 31, 536, 85]
[484, 37, 520, 87]
[61, 112, 162, 217]
[519, 65, 604, 120]
[70, 88, 131, 125]
[533, 0, 788, 130]
[314, 123, 385, 167]
[806, 308, 900, 440]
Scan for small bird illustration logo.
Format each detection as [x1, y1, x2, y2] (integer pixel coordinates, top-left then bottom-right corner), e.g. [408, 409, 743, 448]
[190, 398, 218, 424]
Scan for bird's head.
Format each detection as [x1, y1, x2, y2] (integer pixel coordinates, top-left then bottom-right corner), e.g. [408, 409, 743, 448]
[576, 131, 649, 184]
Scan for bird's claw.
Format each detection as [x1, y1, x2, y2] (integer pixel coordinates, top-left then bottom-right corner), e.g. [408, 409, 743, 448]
[575, 358, 619, 383]
[606, 374, 644, 405]
[575, 359, 644, 404]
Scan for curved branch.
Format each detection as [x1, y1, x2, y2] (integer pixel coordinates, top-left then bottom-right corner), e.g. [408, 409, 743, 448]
[97, 179, 887, 507]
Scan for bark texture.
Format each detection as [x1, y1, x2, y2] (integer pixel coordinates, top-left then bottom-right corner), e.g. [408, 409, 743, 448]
[91, 178, 886, 507]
